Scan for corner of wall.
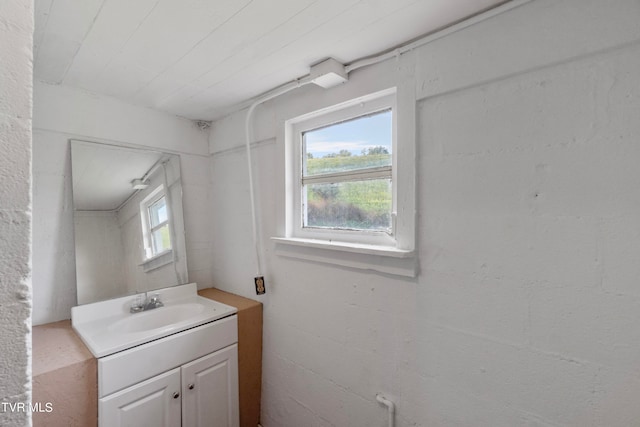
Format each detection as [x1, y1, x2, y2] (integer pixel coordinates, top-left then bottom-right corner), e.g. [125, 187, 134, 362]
[0, 0, 34, 425]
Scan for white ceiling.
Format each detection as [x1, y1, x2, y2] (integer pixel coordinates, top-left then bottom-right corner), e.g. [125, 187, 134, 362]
[71, 141, 167, 211]
[34, 0, 507, 121]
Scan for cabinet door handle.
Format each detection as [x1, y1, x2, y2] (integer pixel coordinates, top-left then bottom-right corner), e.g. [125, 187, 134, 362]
[188, 383, 195, 390]
[173, 392, 180, 399]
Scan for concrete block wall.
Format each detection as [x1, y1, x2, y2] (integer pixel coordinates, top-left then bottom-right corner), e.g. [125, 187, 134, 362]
[208, 1, 640, 426]
[32, 82, 213, 324]
[0, 0, 33, 425]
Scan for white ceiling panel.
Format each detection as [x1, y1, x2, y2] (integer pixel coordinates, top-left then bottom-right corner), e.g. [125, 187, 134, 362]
[35, 0, 509, 121]
[33, 0, 54, 60]
[116, 0, 248, 75]
[63, 0, 160, 89]
[100, 60, 156, 100]
[71, 142, 165, 211]
[35, 0, 105, 83]
[146, 0, 320, 101]
[185, 0, 362, 92]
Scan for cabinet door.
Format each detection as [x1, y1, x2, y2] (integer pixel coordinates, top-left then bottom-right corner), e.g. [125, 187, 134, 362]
[182, 344, 239, 427]
[99, 368, 181, 427]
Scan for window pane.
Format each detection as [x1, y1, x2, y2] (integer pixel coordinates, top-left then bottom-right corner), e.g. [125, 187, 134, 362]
[304, 179, 391, 231]
[149, 196, 168, 227]
[304, 110, 391, 176]
[151, 224, 171, 254]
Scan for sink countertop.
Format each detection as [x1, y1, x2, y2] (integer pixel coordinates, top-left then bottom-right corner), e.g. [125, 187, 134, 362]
[33, 319, 94, 375]
[33, 320, 98, 427]
[72, 283, 237, 358]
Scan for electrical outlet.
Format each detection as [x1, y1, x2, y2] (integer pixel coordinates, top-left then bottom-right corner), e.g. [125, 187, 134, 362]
[254, 276, 266, 295]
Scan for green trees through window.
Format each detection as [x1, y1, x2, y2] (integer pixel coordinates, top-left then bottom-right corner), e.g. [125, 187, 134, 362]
[302, 109, 393, 232]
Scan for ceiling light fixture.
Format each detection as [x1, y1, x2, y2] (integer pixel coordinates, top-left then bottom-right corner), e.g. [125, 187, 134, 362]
[131, 179, 149, 190]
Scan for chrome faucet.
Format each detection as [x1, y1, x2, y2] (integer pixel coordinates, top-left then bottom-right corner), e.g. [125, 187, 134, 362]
[130, 293, 164, 313]
[144, 293, 164, 310]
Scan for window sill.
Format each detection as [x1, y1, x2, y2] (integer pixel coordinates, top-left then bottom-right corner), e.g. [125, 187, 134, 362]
[271, 237, 416, 277]
[140, 250, 174, 272]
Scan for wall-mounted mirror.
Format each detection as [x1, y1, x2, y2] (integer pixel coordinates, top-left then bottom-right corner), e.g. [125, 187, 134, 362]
[71, 140, 188, 304]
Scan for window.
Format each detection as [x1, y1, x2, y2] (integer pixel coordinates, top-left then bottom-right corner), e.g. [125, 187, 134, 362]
[148, 195, 171, 256]
[141, 185, 172, 260]
[279, 87, 415, 264]
[302, 109, 393, 233]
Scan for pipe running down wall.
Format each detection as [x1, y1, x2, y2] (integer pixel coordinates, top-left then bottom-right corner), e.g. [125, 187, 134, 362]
[376, 394, 396, 427]
[242, 0, 535, 290]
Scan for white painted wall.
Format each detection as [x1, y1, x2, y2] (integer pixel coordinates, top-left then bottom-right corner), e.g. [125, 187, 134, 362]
[208, 1, 640, 426]
[74, 211, 127, 304]
[32, 82, 213, 325]
[0, 0, 33, 425]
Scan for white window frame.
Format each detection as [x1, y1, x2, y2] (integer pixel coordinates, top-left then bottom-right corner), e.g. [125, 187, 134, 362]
[278, 87, 416, 265]
[140, 184, 172, 261]
[294, 92, 396, 246]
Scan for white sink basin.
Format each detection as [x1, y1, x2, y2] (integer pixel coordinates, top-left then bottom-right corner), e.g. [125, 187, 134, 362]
[108, 303, 206, 334]
[71, 283, 237, 358]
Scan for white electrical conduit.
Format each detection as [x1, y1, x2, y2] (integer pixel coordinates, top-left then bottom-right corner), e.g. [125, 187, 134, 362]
[243, 0, 534, 288]
[244, 76, 315, 280]
[376, 394, 395, 427]
[345, 0, 534, 73]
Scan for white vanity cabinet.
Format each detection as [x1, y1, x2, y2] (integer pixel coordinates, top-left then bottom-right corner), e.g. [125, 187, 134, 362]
[182, 345, 238, 427]
[97, 315, 239, 427]
[100, 368, 182, 427]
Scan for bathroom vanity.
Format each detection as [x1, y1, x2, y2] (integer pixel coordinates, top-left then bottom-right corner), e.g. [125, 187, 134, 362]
[33, 284, 262, 427]
[98, 318, 238, 426]
[72, 283, 240, 427]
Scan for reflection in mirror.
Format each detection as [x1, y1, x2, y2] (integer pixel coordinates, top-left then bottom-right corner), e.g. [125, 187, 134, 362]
[71, 140, 188, 305]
